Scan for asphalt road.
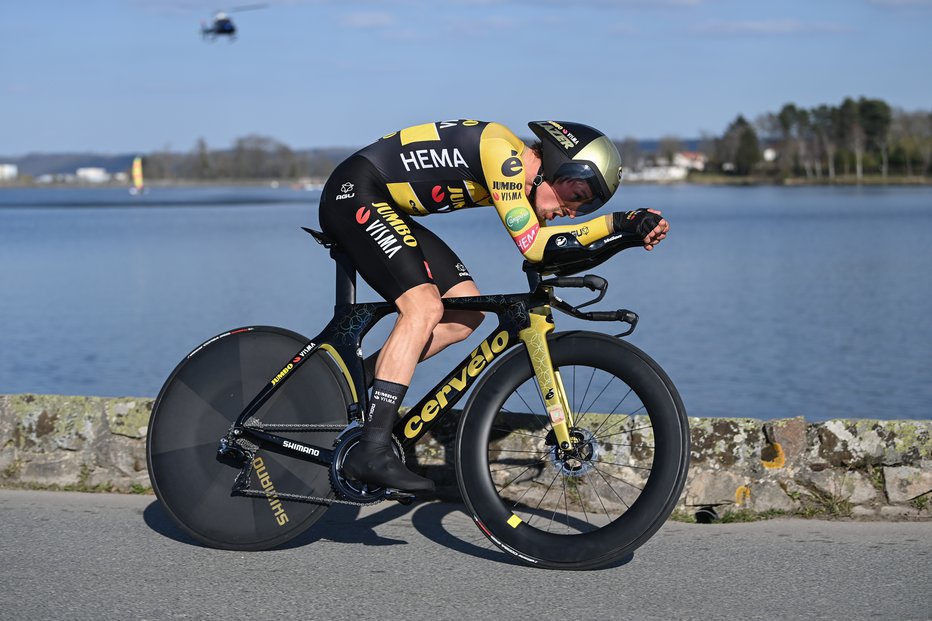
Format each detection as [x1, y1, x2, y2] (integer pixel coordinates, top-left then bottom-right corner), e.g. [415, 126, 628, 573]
[1, 489, 929, 621]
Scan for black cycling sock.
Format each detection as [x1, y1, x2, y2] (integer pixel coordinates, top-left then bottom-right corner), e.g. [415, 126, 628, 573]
[361, 379, 408, 446]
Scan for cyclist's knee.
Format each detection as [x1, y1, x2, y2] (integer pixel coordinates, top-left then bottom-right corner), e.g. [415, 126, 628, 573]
[396, 285, 444, 334]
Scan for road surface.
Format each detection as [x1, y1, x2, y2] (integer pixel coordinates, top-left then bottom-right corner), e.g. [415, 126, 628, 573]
[1, 489, 929, 620]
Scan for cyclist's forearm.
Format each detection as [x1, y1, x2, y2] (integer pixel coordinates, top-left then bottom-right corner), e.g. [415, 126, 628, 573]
[520, 214, 614, 262]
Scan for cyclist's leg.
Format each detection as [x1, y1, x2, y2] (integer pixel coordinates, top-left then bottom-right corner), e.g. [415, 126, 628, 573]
[319, 161, 441, 491]
[372, 219, 484, 373]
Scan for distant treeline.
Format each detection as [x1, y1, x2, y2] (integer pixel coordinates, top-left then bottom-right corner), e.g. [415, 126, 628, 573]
[141, 136, 354, 182]
[14, 97, 927, 183]
[697, 97, 930, 179]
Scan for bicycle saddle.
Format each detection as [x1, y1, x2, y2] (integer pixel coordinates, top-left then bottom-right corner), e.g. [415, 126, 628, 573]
[302, 227, 336, 248]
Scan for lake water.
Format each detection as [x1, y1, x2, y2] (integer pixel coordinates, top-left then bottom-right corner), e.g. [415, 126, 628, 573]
[1, 185, 930, 422]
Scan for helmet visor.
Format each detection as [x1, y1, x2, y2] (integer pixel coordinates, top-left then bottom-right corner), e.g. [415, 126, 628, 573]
[550, 162, 607, 215]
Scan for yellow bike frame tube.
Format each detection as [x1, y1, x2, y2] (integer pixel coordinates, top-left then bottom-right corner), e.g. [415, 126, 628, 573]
[518, 307, 574, 448]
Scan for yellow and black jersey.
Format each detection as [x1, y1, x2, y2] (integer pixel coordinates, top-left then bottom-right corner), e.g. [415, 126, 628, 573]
[348, 119, 614, 263]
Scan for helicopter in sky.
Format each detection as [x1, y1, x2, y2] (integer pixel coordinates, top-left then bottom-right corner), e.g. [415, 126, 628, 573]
[201, 4, 268, 41]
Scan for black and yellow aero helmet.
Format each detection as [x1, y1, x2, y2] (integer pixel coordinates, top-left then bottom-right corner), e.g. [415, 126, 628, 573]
[528, 121, 623, 215]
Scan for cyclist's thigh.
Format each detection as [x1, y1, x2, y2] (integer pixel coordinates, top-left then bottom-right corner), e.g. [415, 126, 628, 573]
[407, 219, 475, 296]
[319, 157, 433, 303]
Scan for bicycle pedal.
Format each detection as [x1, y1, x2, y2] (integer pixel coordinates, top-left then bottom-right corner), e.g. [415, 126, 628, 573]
[383, 489, 416, 505]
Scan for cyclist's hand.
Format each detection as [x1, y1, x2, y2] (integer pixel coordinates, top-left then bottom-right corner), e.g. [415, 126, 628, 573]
[612, 209, 669, 251]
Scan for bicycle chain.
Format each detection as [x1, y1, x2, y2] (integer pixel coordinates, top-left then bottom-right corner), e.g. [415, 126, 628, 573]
[234, 487, 375, 507]
[242, 418, 347, 433]
[232, 421, 380, 507]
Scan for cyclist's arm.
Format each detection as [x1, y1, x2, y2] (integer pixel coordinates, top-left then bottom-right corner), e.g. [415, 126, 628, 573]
[479, 123, 616, 263]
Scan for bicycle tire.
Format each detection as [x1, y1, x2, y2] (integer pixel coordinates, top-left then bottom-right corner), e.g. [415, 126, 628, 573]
[455, 331, 689, 570]
[147, 326, 352, 550]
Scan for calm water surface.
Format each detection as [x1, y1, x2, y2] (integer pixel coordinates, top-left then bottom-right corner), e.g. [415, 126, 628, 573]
[1, 185, 930, 421]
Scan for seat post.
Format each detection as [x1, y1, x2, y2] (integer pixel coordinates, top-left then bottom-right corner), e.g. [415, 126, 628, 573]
[331, 248, 357, 305]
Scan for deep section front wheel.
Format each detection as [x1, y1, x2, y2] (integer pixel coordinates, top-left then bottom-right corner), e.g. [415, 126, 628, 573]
[455, 331, 689, 570]
[147, 326, 352, 550]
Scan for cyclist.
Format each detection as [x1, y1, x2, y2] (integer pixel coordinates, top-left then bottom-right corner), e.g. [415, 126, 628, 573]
[318, 120, 668, 493]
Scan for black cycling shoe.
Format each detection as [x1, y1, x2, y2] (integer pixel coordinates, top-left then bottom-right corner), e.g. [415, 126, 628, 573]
[342, 440, 435, 493]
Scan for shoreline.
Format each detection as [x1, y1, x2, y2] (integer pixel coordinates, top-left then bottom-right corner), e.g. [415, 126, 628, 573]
[2, 175, 931, 190]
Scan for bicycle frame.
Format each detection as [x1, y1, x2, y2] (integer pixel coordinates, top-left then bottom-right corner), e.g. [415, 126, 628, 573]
[225, 240, 583, 475]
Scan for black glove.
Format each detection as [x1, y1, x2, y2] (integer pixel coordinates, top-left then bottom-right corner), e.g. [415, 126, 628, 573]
[612, 209, 663, 238]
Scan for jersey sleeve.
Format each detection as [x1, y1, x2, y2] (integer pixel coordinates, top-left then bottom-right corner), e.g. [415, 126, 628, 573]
[479, 123, 616, 263]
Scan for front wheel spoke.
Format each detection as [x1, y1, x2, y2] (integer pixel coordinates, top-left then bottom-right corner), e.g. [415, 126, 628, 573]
[491, 451, 550, 483]
[571, 366, 597, 426]
[592, 463, 646, 491]
[489, 459, 547, 474]
[489, 448, 549, 455]
[596, 460, 653, 472]
[490, 426, 548, 440]
[593, 413, 649, 440]
[591, 388, 636, 436]
[591, 477, 616, 522]
[527, 469, 563, 530]
[509, 385, 540, 417]
[579, 373, 619, 420]
[592, 465, 632, 509]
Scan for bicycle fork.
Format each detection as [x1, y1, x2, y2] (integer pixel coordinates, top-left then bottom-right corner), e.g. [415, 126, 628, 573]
[519, 306, 575, 449]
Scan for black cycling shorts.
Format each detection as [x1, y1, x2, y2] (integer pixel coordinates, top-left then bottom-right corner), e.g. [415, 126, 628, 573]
[318, 155, 473, 303]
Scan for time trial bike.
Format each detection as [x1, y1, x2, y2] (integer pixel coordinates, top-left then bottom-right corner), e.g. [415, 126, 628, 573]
[146, 226, 690, 570]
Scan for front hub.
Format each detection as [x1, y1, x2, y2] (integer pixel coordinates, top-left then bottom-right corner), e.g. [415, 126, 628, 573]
[547, 427, 599, 477]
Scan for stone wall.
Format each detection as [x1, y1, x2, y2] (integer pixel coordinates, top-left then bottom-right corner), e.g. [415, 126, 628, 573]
[1, 393, 930, 519]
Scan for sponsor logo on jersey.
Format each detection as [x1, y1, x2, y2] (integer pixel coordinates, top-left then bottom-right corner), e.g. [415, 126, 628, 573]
[493, 181, 524, 201]
[431, 185, 445, 202]
[336, 182, 355, 200]
[514, 223, 540, 252]
[357, 202, 418, 259]
[455, 262, 470, 278]
[572, 226, 590, 237]
[400, 148, 468, 172]
[555, 235, 567, 247]
[505, 207, 531, 232]
[501, 150, 523, 177]
[447, 186, 466, 209]
[404, 331, 510, 439]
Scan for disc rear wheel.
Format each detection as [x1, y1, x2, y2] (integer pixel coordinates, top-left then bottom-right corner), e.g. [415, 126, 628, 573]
[147, 326, 352, 550]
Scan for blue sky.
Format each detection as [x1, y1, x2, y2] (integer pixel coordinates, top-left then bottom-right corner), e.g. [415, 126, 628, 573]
[2, 0, 931, 155]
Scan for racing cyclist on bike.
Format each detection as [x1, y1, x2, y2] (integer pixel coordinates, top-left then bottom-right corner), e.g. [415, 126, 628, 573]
[317, 120, 668, 493]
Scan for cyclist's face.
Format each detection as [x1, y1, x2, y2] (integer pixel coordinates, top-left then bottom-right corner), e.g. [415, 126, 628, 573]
[551, 178, 596, 215]
[553, 178, 594, 204]
[533, 181, 580, 221]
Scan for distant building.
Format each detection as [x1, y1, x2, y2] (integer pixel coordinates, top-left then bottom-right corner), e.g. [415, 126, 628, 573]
[76, 167, 110, 183]
[0, 164, 18, 180]
[624, 166, 688, 183]
[673, 152, 707, 171]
